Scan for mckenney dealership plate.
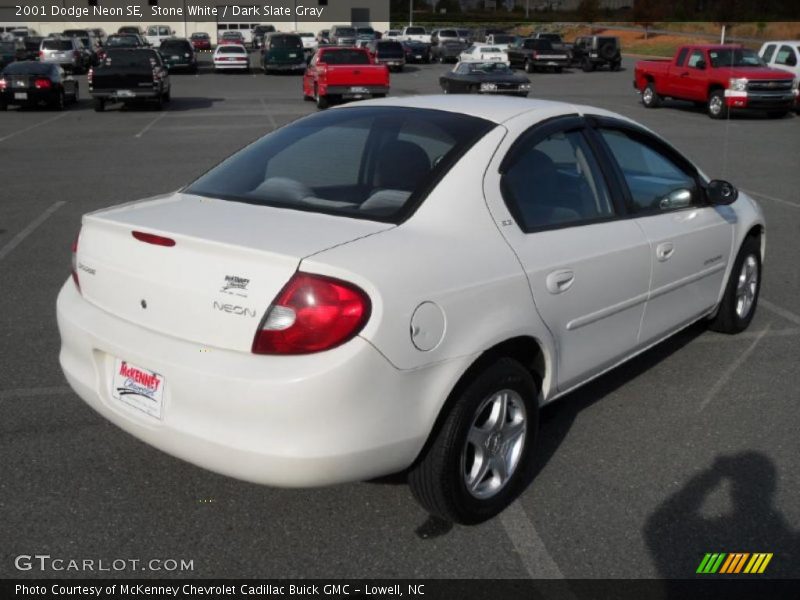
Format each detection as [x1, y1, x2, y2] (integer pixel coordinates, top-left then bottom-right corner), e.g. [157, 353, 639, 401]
[111, 358, 165, 419]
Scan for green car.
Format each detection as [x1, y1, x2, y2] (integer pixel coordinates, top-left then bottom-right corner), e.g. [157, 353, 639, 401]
[261, 33, 306, 74]
[158, 38, 198, 73]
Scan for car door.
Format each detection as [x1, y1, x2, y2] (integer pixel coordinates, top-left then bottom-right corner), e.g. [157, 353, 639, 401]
[483, 114, 652, 392]
[590, 118, 732, 347]
[679, 48, 708, 101]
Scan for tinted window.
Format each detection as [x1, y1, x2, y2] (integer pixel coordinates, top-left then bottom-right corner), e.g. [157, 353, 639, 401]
[676, 47, 688, 66]
[319, 49, 370, 64]
[503, 130, 614, 231]
[42, 40, 73, 50]
[161, 40, 191, 52]
[405, 27, 426, 35]
[268, 36, 302, 49]
[775, 45, 797, 66]
[708, 48, 763, 67]
[218, 46, 246, 54]
[600, 129, 697, 213]
[334, 27, 356, 37]
[439, 30, 458, 37]
[186, 107, 494, 222]
[377, 41, 403, 56]
[0, 42, 16, 52]
[761, 44, 777, 62]
[2, 62, 52, 75]
[104, 49, 159, 67]
[492, 35, 515, 43]
[687, 50, 704, 68]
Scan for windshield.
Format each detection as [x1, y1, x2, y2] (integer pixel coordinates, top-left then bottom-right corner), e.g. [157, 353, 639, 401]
[320, 49, 370, 64]
[708, 48, 765, 67]
[406, 27, 425, 35]
[161, 41, 191, 52]
[106, 36, 138, 47]
[186, 107, 494, 223]
[492, 35, 515, 44]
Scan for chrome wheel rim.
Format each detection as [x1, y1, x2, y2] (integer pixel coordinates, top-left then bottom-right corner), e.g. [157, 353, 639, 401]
[735, 255, 758, 319]
[709, 95, 723, 115]
[643, 87, 653, 104]
[461, 389, 527, 499]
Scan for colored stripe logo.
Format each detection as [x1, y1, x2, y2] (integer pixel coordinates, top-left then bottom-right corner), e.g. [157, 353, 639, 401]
[697, 553, 773, 574]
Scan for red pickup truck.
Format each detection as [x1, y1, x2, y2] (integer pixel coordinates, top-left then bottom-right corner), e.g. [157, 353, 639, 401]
[303, 47, 390, 109]
[634, 44, 796, 119]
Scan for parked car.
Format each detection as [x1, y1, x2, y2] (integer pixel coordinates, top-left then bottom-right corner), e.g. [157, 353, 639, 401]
[440, 61, 530, 96]
[39, 37, 87, 73]
[190, 32, 212, 52]
[383, 30, 401, 40]
[89, 48, 170, 111]
[506, 38, 570, 73]
[459, 45, 509, 66]
[252, 25, 276, 50]
[58, 95, 765, 524]
[317, 29, 331, 45]
[158, 38, 198, 73]
[219, 31, 246, 46]
[261, 33, 306, 74]
[21, 36, 43, 61]
[357, 27, 378, 42]
[295, 31, 319, 54]
[329, 25, 358, 47]
[484, 34, 518, 51]
[431, 28, 460, 47]
[402, 40, 432, 64]
[635, 44, 796, 119]
[63, 31, 102, 66]
[105, 34, 146, 49]
[118, 26, 145, 39]
[145, 25, 174, 48]
[213, 44, 250, 72]
[572, 35, 621, 72]
[0, 60, 78, 110]
[366, 40, 406, 72]
[0, 38, 23, 69]
[758, 41, 800, 112]
[302, 47, 389, 109]
[431, 39, 467, 63]
[457, 29, 474, 44]
[400, 26, 431, 44]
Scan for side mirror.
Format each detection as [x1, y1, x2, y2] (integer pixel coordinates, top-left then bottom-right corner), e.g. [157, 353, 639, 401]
[695, 59, 706, 70]
[706, 180, 738, 205]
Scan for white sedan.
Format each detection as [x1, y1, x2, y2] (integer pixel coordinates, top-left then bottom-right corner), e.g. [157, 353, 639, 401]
[459, 45, 509, 65]
[296, 31, 319, 51]
[212, 44, 249, 71]
[58, 96, 764, 524]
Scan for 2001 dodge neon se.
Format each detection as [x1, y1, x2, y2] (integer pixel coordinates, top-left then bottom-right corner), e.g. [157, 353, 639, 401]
[58, 96, 765, 524]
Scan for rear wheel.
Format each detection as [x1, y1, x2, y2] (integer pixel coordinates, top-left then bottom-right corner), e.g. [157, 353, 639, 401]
[708, 89, 728, 119]
[71, 84, 79, 104]
[524, 59, 535, 74]
[53, 90, 65, 111]
[94, 98, 105, 112]
[641, 82, 660, 108]
[582, 58, 595, 72]
[315, 85, 329, 109]
[163, 89, 171, 103]
[709, 236, 761, 334]
[409, 358, 539, 524]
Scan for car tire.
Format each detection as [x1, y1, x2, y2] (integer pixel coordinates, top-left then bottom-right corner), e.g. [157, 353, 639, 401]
[709, 235, 761, 334]
[708, 89, 729, 119]
[315, 86, 329, 109]
[641, 82, 660, 108]
[94, 98, 105, 112]
[524, 59, 535, 74]
[54, 91, 65, 111]
[611, 60, 621, 71]
[408, 357, 539, 525]
[582, 58, 595, 72]
[72, 84, 79, 104]
[554, 66, 563, 73]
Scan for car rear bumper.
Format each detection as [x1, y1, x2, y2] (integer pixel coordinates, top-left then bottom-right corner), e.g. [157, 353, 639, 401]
[57, 281, 465, 487]
[264, 62, 306, 71]
[91, 88, 161, 100]
[0, 88, 57, 105]
[214, 61, 249, 69]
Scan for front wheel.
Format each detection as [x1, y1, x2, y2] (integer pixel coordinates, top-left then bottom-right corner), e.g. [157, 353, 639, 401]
[709, 236, 761, 334]
[408, 358, 539, 524]
[94, 98, 105, 112]
[708, 89, 729, 119]
[582, 58, 595, 72]
[641, 82, 660, 108]
[524, 59, 535, 74]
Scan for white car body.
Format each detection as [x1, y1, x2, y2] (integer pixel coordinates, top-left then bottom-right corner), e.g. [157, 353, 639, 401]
[400, 26, 431, 44]
[296, 32, 319, 51]
[460, 45, 509, 65]
[758, 41, 800, 108]
[58, 96, 764, 499]
[213, 44, 249, 70]
[145, 25, 174, 48]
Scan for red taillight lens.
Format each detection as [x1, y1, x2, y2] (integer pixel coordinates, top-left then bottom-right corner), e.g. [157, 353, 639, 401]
[39, 50, 44, 59]
[132, 231, 176, 247]
[34, 78, 52, 90]
[87, 68, 93, 84]
[0, 79, 7, 91]
[70, 231, 80, 292]
[252, 273, 371, 355]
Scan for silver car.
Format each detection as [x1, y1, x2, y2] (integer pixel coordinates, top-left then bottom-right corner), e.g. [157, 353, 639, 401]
[39, 37, 85, 73]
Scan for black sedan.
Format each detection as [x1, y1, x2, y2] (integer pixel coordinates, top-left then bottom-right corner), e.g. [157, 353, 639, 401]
[439, 62, 531, 97]
[0, 61, 79, 110]
[402, 40, 431, 63]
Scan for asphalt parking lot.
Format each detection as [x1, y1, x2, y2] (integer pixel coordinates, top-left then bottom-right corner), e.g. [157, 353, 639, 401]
[1, 53, 799, 580]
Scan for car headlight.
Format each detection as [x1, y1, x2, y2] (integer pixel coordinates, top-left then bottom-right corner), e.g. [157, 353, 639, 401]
[519, 83, 531, 90]
[729, 78, 748, 92]
[480, 83, 497, 91]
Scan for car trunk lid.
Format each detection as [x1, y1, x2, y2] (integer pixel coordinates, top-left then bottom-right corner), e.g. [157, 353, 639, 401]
[76, 192, 393, 352]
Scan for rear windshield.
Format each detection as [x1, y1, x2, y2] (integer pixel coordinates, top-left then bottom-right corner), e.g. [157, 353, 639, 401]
[334, 27, 356, 37]
[161, 40, 191, 52]
[439, 30, 458, 37]
[405, 27, 426, 35]
[268, 35, 302, 49]
[222, 32, 243, 38]
[104, 49, 158, 67]
[2, 62, 52, 75]
[42, 40, 73, 51]
[106, 36, 138, 47]
[118, 27, 140, 34]
[377, 41, 403, 55]
[218, 46, 246, 54]
[191, 33, 210, 39]
[319, 49, 370, 64]
[186, 107, 494, 223]
[358, 28, 375, 34]
[492, 35, 516, 43]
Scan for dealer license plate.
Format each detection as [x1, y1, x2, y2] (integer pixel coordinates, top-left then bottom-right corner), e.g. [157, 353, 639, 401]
[350, 86, 369, 93]
[111, 358, 165, 419]
[116, 89, 135, 98]
[14, 92, 27, 100]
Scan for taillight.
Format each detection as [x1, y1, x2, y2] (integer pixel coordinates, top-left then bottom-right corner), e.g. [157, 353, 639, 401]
[0, 78, 7, 91]
[70, 231, 81, 292]
[132, 231, 176, 247]
[87, 68, 93, 85]
[74, 50, 81, 60]
[533, 51, 539, 59]
[39, 50, 44, 59]
[252, 273, 371, 355]
[34, 78, 52, 90]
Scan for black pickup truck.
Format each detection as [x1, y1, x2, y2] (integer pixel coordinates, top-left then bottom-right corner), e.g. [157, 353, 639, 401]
[89, 48, 170, 112]
[506, 38, 570, 73]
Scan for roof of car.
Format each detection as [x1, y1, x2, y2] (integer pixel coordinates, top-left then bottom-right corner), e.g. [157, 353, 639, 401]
[759, 40, 800, 45]
[346, 95, 625, 125]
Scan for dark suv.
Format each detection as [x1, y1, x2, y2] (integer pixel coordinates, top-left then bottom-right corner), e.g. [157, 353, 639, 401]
[572, 36, 621, 71]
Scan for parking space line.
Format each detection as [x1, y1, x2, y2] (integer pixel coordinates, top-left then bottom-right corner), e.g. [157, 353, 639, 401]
[0, 201, 65, 263]
[743, 189, 800, 209]
[0, 385, 72, 400]
[760, 299, 800, 327]
[134, 111, 168, 138]
[698, 325, 770, 411]
[259, 98, 278, 130]
[500, 500, 565, 579]
[0, 112, 70, 143]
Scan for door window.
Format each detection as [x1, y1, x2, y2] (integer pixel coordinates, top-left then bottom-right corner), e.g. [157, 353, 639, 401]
[599, 129, 698, 214]
[502, 130, 614, 231]
[686, 50, 705, 68]
[775, 45, 797, 67]
[760, 44, 777, 63]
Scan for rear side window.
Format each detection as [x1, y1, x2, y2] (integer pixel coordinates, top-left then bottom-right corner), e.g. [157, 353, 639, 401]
[186, 107, 494, 222]
[599, 129, 698, 214]
[502, 130, 614, 231]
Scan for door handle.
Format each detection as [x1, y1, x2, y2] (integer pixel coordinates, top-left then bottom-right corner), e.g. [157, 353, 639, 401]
[656, 242, 675, 261]
[546, 269, 575, 294]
